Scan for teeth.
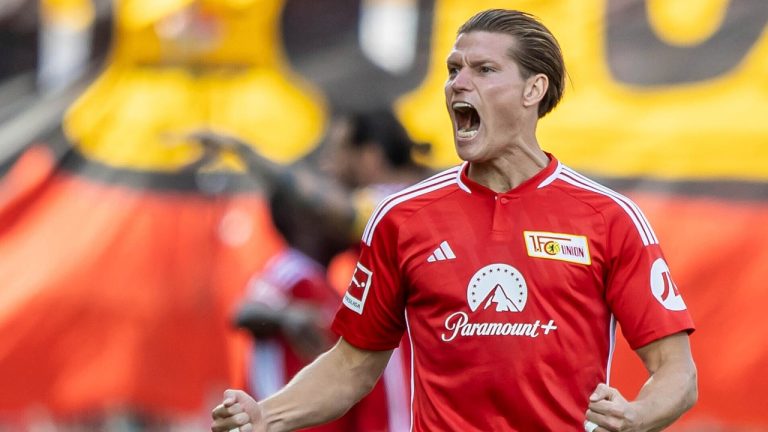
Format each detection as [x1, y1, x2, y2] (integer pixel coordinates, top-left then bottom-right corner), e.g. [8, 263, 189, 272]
[452, 101, 473, 110]
[457, 129, 478, 139]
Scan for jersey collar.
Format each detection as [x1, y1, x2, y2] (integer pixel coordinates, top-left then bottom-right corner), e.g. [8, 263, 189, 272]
[457, 153, 562, 197]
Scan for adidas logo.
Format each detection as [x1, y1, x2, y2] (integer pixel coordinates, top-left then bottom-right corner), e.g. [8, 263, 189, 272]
[427, 241, 456, 262]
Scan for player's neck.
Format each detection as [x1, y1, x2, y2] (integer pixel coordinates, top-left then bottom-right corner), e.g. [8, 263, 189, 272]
[468, 143, 548, 193]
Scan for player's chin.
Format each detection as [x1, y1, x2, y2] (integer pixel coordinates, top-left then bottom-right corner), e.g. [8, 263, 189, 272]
[454, 134, 485, 162]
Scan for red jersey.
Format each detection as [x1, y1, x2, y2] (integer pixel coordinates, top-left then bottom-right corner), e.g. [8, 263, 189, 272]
[245, 248, 408, 432]
[332, 155, 694, 431]
[244, 249, 338, 402]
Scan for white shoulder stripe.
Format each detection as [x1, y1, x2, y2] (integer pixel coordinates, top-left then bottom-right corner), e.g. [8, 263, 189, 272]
[558, 169, 657, 246]
[558, 172, 651, 246]
[362, 166, 460, 244]
[270, 259, 304, 288]
[561, 167, 658, 244]
[606, 314, 617, 386]
[456, 161, 471, 193]
[362, 167, 458, 243]
[405, 311, 416, 432]
[362, 177, 457, 245]
[537, 161, 562, 189]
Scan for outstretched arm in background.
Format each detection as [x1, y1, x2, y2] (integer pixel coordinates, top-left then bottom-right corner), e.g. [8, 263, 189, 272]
[585, 332, 697, 432]
[188, 131, 357, 242]
[211, 337, 393, 432]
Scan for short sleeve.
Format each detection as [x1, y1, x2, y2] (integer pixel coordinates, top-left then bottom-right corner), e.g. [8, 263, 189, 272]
[331, 214, 407, 350]
[605, 209, 695, 350]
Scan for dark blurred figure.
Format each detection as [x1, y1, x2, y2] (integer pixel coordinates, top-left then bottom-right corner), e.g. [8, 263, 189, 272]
[191, 108, 431, 431]
[191, 109, 431, 263]
[0, 0, 111, 87]
[0, 0, 38, 80]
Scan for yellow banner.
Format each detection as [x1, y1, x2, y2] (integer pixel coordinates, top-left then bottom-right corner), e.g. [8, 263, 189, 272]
[65, 0, 326, 171]
[397, 0, 768, 180]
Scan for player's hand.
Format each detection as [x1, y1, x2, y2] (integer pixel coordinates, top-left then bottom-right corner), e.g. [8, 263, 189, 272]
[584, 383, 644, 432]
[281, 303, 333, 361]
[188, 130, 249, 153]
[211, 389, 264, 432]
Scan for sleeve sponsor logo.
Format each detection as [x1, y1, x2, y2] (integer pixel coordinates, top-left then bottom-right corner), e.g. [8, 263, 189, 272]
[524, 231, 591, 265]
[342, 261, 373, 315]
[650, 258, 687, 311]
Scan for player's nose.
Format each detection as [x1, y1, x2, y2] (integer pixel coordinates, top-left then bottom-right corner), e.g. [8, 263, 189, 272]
[450, 68, 472, 92]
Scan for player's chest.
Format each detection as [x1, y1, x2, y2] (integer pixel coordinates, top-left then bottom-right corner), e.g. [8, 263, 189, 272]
[399, 198, 606, 314]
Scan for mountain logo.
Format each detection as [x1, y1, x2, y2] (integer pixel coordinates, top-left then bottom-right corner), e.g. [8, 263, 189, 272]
[467, 264, 527, 313]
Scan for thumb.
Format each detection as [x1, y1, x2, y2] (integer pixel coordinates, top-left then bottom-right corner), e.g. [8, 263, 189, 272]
[589, 383, 613, 402]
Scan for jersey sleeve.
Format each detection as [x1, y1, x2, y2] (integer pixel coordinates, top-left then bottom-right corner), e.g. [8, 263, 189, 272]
[331, 213, 407, 351]
[604, 207, 695, 350]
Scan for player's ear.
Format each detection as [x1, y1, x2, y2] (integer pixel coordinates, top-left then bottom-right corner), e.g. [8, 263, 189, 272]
[522, 73, 548, 109]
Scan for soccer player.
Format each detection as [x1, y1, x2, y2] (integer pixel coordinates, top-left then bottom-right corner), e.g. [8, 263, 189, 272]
[235, 247, 396, 432]
[211, 9, 697, 432]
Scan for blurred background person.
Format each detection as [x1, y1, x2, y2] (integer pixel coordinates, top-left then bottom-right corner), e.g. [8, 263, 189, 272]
[190, 108, 432, 431]
[0, 0, 323, 430]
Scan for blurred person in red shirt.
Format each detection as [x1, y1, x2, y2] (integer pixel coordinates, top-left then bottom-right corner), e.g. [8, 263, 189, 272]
[192, 109, 431, 431]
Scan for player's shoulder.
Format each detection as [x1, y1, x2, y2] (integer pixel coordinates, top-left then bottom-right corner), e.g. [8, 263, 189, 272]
[550, 163, 659, 245]
[263, 248, 325, 285]
[361, 165, 463, 246]
[549, 164, 633, 213]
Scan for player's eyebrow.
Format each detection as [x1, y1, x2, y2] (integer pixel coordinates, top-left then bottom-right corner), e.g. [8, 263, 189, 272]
[446, 58, 461, 68]
[465, 55, 498, 68]
[446, 52, 462, 65]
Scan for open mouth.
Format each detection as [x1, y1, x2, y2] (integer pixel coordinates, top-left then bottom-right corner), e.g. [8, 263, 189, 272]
[452, 101, 481, 139]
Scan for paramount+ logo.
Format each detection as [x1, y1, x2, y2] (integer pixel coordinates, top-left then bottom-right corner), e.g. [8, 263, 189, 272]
[441, 263, 557, 342]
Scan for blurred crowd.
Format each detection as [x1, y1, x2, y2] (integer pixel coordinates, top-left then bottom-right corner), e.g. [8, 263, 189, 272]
[0, 1, 431, 430]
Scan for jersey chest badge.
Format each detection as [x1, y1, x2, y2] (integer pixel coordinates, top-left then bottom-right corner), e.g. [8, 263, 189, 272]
[524, 231, 591, 265]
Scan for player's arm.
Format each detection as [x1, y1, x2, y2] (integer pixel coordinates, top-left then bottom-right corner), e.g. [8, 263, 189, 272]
[585, 331, 697, 432]
[211, 337, 392, 432]
[188, 131, 357, 236]
[235, 301, 332, 361]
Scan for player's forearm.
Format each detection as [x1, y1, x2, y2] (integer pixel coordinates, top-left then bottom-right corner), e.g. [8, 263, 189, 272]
[631, 355, 698, 431]
[218, 134, 357, 239]
[234, 303, 286, 337]
[239, 150, 356, 236]
[234, 142, 286, 188]
[258, 339, 390, 432]
[276, 169, 357, 229]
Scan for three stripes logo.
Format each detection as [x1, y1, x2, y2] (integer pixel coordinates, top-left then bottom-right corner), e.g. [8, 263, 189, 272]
[427, 241, 456, 262]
